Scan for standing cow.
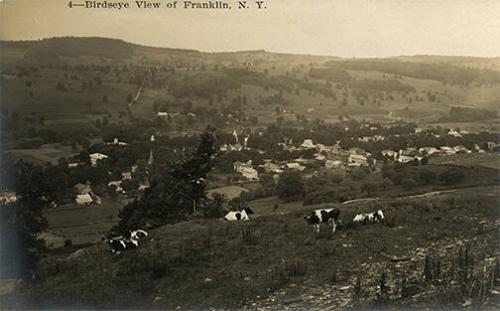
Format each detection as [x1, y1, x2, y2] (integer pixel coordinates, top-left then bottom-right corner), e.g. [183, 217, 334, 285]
[304, 208, 340, 233]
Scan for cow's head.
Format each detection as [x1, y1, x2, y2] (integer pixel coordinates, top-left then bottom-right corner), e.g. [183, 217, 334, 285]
[244, 207, 255, 215]
[376, 210, 385, 220]
[329, 208, 340, 220]
[131, 229, 148, 240]
[304, 212, 320, 224]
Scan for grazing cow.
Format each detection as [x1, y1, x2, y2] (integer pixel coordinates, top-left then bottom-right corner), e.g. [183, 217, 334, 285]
[304, 208, 340, 233]
[353, 209, 385, 225]
[224, 207, 254, 221]
[107, 229, 148, 254]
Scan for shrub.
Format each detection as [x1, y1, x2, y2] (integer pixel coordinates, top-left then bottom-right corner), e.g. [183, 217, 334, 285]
[276, 171, 304, 202]
[64, 239, 73, 248]
[204, 193, 226, 219]
[401, 178, 417, 190]
[439, 168, 465, 185]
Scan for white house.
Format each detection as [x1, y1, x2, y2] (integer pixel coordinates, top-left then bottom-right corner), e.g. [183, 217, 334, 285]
[89, 153, 108, 167]
[108, 180, 124, 193]
[348, 154, 368, 166]
[108, 138, 127, 146]
[419, 147, 440, 156]
[285, 162, 306, 171]
[138, 178, 150, 191]
[261, 161, 282, 173]
[240, 167, 259, 180]
[381, 150, 398, 160]
[447, 130, 462, 137]
[234, 161, 259, 180]
[0, 191, 17, 205]
[75, 194, 93, 206]
[121, 172, 132, 181]
[301, 139, 315, 149]
[325, 159, 344, 169]
[397, 155, 415, 163]
[440, 146, 456, 155]
[453, 145, 471, 154]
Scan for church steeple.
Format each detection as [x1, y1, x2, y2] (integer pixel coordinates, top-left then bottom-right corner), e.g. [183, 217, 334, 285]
[148, 150, 154, 166]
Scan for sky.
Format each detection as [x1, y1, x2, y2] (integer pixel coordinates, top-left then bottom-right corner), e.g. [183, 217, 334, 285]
[1, 0, 499, 57]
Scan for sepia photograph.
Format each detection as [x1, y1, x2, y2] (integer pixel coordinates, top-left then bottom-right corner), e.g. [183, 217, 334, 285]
[0, 0, 499, 309]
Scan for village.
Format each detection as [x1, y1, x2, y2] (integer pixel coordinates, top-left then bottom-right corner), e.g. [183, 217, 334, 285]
[3, 119, 498, 216]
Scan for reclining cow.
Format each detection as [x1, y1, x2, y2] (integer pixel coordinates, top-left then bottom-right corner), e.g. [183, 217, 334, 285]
[107, 229, 148, 254]
[224, 207, 254, 221]
[304, 208, 340, 233]
[353, 209, 385, 225]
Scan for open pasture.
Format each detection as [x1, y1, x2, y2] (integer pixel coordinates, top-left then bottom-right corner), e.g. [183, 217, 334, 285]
[26, 188, 499, 309]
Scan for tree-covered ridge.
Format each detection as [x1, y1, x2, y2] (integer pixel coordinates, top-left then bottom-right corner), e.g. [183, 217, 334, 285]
[325, 60, 500, 84]
[445, 106, 499, 122]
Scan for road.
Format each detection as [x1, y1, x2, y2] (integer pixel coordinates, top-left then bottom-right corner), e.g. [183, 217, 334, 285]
[342, 185, 498, 205]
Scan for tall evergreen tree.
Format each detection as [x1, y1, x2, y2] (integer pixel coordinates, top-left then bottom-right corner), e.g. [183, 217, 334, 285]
[112, 127, 217, 234]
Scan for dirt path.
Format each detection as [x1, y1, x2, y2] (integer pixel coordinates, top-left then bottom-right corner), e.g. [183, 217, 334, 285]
[342, 185, 498, 206]
[128, 84, 144, 109]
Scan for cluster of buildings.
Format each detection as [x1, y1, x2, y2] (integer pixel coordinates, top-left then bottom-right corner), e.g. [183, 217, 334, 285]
[231, 139, 377, 182]
[381, 143, 486, 164]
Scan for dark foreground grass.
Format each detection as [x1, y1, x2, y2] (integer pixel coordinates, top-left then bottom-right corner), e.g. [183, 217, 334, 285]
[22, 190, 499, 309]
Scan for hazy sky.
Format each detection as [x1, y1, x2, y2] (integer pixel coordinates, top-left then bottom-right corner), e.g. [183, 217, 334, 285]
[1, 0, 499, 57]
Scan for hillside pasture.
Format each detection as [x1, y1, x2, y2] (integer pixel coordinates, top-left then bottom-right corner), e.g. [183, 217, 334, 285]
[24, 189, 499, 309]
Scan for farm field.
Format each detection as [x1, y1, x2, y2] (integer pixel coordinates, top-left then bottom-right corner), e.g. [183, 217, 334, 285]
[429, 152, 500, 169]
[42, 198, 125, 247]
[4, 146, 78, 166]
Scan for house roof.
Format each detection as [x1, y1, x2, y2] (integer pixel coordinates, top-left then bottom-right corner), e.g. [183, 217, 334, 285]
[75, 194, 93, 204]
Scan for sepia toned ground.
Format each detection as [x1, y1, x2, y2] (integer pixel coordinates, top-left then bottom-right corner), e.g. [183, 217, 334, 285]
[8, 186, 497, 310]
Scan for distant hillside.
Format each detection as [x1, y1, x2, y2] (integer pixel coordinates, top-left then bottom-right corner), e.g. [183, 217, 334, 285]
[1, 37, 201, 60]
[392, 55, 500, 64]
[1, 36, 499, 127]
[2, 37, 498, 65]
[324, 59, 500, 84]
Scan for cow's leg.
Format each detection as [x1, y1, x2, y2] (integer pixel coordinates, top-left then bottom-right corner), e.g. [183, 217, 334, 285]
[315, 224, 320, 233]
[332, 221, 337, 234]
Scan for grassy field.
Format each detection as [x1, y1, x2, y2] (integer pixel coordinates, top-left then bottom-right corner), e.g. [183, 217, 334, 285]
[4, 146, 77, 166]
[42, 198, 124, 247]
[429, 153, 500, 169]
[16, 187, 499, 309]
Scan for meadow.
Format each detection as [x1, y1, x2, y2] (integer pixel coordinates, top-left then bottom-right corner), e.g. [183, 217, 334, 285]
[19, 188, 500, 309]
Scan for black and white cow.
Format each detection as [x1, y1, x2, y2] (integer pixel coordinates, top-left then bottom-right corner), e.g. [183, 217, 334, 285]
[304, 208, 340, 233]
[224, 207, 254, 221]
[107, 229, 148, 254]
[353, 209, 385, 225]
[130, 229, 148, 240]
